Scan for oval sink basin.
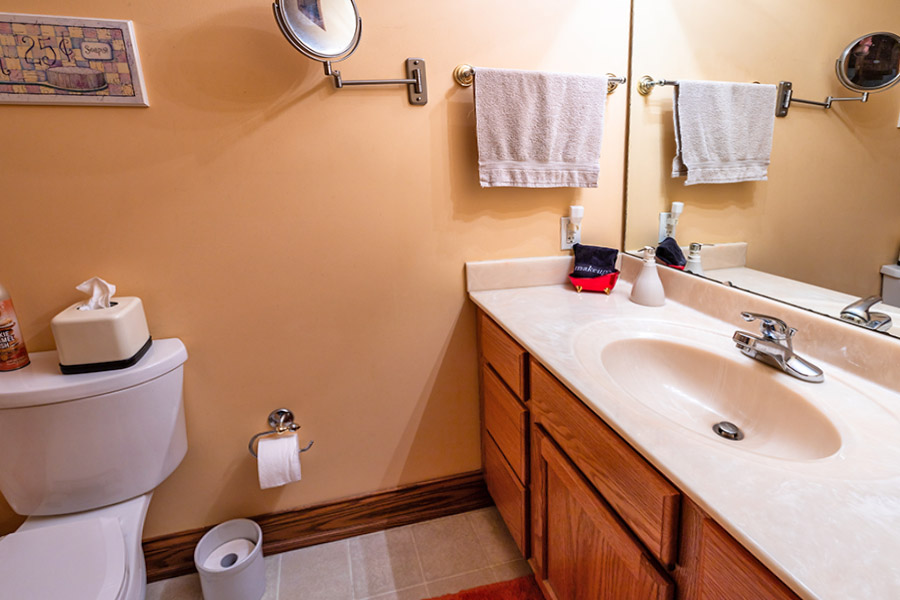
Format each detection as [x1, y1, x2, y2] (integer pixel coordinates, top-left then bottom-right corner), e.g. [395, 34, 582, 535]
[593, 337, 842, 461]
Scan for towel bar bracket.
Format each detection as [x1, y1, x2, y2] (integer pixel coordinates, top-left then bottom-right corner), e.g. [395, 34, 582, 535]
[776, 81, 868, 117]
[324, 58, 427, 106]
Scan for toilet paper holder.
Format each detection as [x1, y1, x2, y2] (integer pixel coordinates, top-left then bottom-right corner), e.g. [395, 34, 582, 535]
[248, 408, 314, 458]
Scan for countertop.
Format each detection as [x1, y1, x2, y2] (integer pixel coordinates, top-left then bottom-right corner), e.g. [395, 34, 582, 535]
[469, 275, 900, 600]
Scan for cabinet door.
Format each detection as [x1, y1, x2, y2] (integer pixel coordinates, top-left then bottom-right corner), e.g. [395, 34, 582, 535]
[534, 427, 674, 600]
[697, 519, 800, 600]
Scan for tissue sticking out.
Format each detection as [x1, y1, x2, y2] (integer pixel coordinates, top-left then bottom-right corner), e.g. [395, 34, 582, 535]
[76, 277, 116, 310]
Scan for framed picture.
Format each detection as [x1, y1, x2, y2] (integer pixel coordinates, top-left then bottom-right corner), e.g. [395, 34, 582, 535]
[0, 12, 148, 106]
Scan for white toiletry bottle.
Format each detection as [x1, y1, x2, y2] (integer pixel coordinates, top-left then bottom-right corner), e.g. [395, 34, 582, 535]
[630, 246, 666, 307]
[685, 242, 704, 275]
[0, 282, 30, 371]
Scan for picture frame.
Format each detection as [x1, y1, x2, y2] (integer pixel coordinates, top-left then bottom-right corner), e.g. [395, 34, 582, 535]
[0, 12, 148, 106]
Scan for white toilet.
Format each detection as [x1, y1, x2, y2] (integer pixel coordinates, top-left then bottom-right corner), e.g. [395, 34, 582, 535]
[881, 264, 900, 308]
[0, 338, 188, 600]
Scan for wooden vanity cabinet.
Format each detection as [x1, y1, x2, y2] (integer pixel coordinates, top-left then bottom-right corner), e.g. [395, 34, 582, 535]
[477, 311, 530, 555]
[475, 309, 801, 600]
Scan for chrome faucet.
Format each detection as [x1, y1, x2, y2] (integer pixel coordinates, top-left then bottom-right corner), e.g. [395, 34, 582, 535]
[840, 295, 892, 332]
[732, 312, 824, 383]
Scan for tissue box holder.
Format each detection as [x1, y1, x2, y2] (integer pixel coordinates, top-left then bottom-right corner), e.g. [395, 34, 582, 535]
[50, 297, 152, 374]
[568, 271, 620, 294]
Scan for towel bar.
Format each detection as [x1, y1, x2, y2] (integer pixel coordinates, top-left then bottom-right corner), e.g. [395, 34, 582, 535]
[453, 64, 626, 95]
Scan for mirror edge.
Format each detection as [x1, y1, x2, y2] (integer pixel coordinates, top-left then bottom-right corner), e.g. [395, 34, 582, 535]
[272, 0, 362, 63]
[835, 31, 900, 93]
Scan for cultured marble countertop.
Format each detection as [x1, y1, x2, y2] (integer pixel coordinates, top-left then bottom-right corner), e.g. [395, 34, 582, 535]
[469, 280, 900, 600]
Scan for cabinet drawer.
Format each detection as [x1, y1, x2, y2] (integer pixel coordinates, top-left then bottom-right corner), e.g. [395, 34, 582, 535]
[478, 311, 527, 400]
[484, 432, 527, 555]
[483, 365, 528, 483]
[698, 519, 800, 600]
[530, 359, 680, 568]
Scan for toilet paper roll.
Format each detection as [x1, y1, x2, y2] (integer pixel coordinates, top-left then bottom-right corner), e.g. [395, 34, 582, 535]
[202, 538, 256, 572]
[258, 433, 302, 489]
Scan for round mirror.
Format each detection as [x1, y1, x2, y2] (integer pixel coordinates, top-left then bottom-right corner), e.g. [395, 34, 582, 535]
[273, 0, 361, 62]
[836, 32, 900, 92]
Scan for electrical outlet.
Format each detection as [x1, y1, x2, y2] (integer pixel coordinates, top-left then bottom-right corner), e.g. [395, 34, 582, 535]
[560, 217, 580, 250]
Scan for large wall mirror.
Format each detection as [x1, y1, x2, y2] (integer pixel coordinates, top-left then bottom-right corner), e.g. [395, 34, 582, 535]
[625, 0, 900, 337]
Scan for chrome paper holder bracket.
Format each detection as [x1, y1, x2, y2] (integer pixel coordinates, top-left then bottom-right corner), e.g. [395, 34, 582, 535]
[248, 408, 314, 458]
[776, 81, 868, 117]
[324, 58, 427, 106]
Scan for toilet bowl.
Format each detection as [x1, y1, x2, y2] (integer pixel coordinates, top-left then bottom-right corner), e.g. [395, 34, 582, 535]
[0, 493, 151, 600]
[0, 338, 188, 600]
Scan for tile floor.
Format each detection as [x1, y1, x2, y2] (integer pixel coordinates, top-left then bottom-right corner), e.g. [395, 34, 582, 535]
[146, 507, 531, 600]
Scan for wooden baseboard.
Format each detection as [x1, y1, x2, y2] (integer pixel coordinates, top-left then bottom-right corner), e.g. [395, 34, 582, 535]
[143, 470, 491, 582]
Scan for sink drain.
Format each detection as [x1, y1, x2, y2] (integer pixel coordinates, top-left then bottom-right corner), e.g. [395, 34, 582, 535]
[712, 421, 744, 441]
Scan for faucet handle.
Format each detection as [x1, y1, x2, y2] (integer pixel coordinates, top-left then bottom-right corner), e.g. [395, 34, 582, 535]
[740, 312, 796, 341]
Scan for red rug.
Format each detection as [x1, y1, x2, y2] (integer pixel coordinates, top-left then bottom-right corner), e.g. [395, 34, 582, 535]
[428, 576, 543, 600]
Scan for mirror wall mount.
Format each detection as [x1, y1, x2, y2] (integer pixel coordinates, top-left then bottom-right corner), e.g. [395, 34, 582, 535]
[775, 81, 868, 117]
[323, 58, 427, 106]
[272, 0, 428, 106]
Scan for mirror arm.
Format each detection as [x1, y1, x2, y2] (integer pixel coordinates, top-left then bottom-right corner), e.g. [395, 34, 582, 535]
[777, 81, 868, 117]
[323, 59, 427, 105]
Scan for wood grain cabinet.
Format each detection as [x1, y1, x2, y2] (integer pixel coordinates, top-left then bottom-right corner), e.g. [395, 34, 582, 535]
[475, 309, 801, 600]
[477, 310, 530, 555]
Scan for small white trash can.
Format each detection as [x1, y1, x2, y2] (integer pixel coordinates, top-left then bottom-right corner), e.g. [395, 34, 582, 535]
[194, 518, 266, 600]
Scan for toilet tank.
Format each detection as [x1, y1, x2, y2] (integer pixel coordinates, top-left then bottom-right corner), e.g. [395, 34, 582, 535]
[0, 338, 188, 516]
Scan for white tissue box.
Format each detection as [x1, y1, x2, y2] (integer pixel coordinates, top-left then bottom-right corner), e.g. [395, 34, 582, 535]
[50, 296, 151, 374]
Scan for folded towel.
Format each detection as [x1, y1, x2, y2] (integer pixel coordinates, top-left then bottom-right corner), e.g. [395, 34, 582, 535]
[672, 81, 777, 185]
[474, 68, 608, 188]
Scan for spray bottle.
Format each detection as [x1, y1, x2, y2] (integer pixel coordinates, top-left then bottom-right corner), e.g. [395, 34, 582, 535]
[0, 282, 30, 371]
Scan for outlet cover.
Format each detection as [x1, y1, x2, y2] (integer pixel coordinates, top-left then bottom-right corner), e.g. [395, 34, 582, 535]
[561, 217, 580, 250]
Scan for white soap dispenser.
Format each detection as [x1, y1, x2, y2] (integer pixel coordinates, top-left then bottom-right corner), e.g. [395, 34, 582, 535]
[630, 246, 666, 307]
[685, 242, 704, 275]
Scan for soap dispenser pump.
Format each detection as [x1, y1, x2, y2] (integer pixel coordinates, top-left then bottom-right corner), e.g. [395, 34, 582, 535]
[685, 242, 704, 275]
[630, 246, 666, 307]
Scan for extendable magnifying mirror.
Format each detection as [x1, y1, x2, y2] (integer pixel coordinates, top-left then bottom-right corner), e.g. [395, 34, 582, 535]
[776, 31, 900, 117]
[273, 0, 427, 105]
[836, 32, 900, 93]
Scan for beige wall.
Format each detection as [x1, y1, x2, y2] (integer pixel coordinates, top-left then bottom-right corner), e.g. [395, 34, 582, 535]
[626, 0, 900, 298]
[0, 0, 630, 537]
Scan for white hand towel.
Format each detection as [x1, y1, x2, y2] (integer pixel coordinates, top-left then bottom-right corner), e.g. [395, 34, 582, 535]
[257, 434, 302, 489]
[672, 81, 777, 185]
[474, 67, 608, 188]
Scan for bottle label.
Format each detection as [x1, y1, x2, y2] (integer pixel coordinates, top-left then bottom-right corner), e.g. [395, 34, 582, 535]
[0, 298, 30, 371]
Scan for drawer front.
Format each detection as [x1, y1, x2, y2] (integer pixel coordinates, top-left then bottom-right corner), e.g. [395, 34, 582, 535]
[484, 432, 527, 555]
[530, 359, 680, 568]
[483, 365, 528, 483]
[479, 311, 527, 400]
[698, 519, 800, 600]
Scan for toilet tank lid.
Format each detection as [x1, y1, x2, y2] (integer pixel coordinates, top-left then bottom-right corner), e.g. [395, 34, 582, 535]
[881, 264, 900, 278]
[0, 338, 188, 409]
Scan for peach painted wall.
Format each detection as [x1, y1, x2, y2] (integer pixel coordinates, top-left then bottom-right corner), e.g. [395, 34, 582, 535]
[0, 0, 630, 537]
[626, 0, 900, 298]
